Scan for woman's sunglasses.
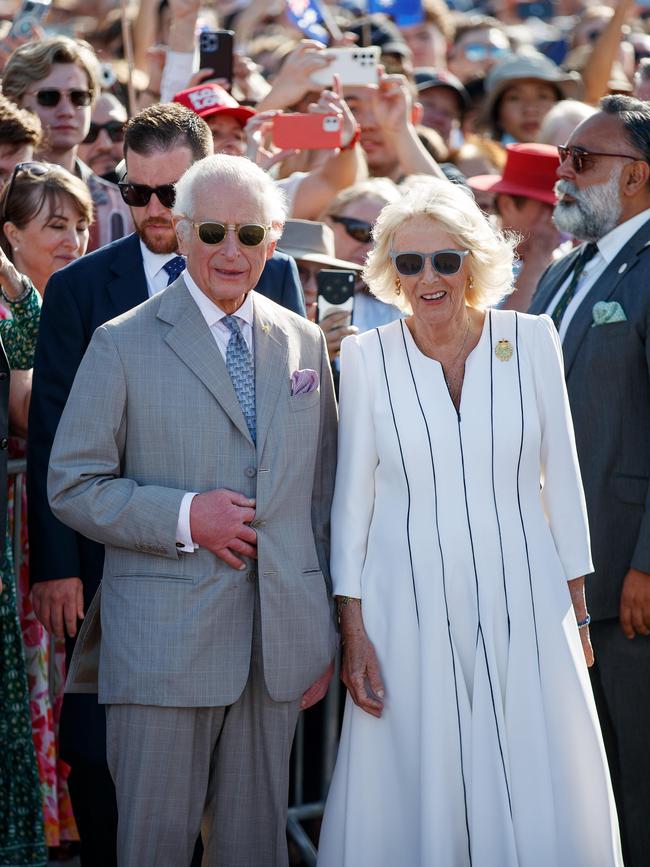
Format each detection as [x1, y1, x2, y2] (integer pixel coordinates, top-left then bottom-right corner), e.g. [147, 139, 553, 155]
[118, 182, 176, 208]
[329, 215, 373, 244]
[26, 88, 92, 108]
[83, 120, 125, 144]
[462, 43, 508, 62]
[188, 221, 269, 247]
[390, 249, 468, 277]
[557, 145, 643, 174]
[1, 161, 54, 220]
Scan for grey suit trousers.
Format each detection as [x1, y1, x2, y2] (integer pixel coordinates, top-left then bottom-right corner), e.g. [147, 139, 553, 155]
[106, 592, 301, 867]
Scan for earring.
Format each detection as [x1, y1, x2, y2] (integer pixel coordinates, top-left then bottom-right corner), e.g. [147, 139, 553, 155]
[395, 276, 402, 296]
[466, 275, 474, 293]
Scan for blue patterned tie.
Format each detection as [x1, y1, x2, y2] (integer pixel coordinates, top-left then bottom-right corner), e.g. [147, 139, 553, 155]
[224, 315, 256, 443]
[163, 256, 186, 286]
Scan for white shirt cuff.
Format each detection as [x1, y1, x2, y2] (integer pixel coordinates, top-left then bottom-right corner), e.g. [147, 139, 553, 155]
[176, 492, 198, 553]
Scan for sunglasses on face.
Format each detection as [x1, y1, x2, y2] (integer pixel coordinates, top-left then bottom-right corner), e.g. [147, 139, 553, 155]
[118, 182, 176, 209]
[1, 160, 54, 221]
[390, 249, 469, 277]
[26, 88, 92, 108]
[83, 120, 125, 144]
[329, 215, 373, 244]
[557, 145, 643, 174]
[188, 221, 270, 247]
[462, 43, 508, 62]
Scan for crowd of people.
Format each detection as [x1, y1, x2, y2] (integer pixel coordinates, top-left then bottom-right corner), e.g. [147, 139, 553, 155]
[0, 0, 648, 864]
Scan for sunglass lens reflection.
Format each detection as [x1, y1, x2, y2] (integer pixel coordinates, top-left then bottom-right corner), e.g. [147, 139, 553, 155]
[394, 254, 424, 275]
[434, 251, 463, 274]
[197, 223, 227, 244]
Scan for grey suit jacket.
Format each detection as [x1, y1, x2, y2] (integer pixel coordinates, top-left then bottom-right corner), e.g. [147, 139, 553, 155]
[48, 280, 338, 706]
[530, 218, 650, 619]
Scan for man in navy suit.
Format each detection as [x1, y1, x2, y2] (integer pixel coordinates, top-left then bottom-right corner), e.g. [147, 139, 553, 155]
[27, 103, 304, 867]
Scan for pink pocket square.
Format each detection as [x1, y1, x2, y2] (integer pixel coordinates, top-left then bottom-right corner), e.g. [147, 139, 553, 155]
[291, 369, 319, 396]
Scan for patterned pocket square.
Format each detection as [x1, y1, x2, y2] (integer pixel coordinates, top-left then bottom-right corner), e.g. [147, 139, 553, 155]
[291, 369, 319, 395]
[592, 301, 627, 326]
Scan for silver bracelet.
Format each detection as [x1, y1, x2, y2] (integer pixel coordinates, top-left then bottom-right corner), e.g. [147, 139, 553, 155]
[0, 273, 32, 305]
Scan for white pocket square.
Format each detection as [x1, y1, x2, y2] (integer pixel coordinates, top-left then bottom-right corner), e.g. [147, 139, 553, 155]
[592, 301, 627, 326]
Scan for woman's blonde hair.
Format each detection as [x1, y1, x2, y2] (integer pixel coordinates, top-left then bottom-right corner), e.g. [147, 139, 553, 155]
[363, 179, 517, 313]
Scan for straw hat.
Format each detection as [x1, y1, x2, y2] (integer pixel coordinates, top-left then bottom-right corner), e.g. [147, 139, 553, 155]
[276, 220, 363, 270]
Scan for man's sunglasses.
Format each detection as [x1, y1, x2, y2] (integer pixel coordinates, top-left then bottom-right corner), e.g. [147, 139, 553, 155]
[390, 249, 468, 277]
[26, 88, 92, 108]
[118, 182, 176, 209]
[462, 43, 508, 62]
[557, 145, 643, 174]
[188, 221, 270, 247]
[1, 161, 54, 221]
[329, 215, 373, 244]
[83, 120, 125, 144]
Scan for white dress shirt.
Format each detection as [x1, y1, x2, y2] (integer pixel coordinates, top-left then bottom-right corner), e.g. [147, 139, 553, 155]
[140, 240, 186, 297]
[176, 274, 256, 552]
[545, 207, 650, 341]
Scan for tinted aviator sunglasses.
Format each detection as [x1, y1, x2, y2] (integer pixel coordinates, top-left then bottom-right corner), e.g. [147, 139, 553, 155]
[329, 215, 373, 244]
[26, 88, 92, 107]
[83, 120, 125, 144]
[188, 221, 270, 246]
[557, 145, 643, 174]
[118, 182, 176, 208]
[391, 249, 468, 277]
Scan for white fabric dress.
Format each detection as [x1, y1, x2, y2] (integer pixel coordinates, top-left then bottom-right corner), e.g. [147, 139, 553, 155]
[317, 310, 622, 867]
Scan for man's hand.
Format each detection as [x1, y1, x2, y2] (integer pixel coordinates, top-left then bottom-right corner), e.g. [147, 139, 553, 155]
[619, 567, 650, 638]
[189, 489, 257, 570]
[31, 577, 84, 639]
[319, 310, 358, 361]
[301, 661, 334, 710]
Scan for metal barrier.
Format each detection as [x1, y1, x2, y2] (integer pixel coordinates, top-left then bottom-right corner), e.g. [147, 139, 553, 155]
[7, 457, 342, 865]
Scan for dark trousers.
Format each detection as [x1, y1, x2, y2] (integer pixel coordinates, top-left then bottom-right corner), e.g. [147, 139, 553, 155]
[589, 619, 650, 867]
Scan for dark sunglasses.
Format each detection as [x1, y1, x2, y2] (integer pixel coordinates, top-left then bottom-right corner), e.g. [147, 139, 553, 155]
[390, 249, 468, 277]
[1, 160, 54, 221]
[462, 43, 508, 62]
[329, 215, 373, 244]
[188, 221, 269, 247]
[557, 145, 643, 174]
[26, 88, 92, 108]
[118, 182, 176, 209]
[83, 120, 125, 144]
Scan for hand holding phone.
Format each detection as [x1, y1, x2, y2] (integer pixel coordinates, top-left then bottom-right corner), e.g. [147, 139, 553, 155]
[316, 269, 356, 324]
[198, 30, 235, 85]
[309, 46, 380, 89]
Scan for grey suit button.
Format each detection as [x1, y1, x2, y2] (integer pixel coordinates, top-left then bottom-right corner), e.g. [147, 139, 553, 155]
[244, 466, 257, 478]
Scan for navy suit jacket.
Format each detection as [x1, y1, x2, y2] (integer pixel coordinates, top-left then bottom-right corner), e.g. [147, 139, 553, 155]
[26, 233, 304, 761]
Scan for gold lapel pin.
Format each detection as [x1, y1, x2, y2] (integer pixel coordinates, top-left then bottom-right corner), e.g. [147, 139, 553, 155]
[495, 339, 513, 362]
[261, 323, 270, 334]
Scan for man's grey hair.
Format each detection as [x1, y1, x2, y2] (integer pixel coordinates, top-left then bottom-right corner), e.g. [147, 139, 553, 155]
[173, 154, 287, 241]
[600, 95, 650, 167]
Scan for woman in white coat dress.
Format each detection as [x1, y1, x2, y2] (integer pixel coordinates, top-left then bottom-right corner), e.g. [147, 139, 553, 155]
[317, 179, 622, 867]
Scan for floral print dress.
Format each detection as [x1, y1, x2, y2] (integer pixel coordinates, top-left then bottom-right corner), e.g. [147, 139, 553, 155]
[0, 285, 48, 867]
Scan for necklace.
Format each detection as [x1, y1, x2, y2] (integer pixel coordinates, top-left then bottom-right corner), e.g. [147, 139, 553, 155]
[443, 312, 471, 408]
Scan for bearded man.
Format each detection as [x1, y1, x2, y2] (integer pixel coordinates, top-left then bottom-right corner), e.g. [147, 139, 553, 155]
[529, 95, 650, 867]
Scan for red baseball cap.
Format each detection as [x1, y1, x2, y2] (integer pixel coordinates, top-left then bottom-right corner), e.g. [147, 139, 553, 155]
[468, 143, 559, 206]
[173, 83, 255, 127]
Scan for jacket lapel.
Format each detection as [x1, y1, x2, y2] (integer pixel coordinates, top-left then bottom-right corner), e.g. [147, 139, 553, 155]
[158, 279, 254, 444]
[563, 221, 650, 375]
[253, 293, 289, 458]
[106, 234, 149, 317]
[529, 248, 580, 315]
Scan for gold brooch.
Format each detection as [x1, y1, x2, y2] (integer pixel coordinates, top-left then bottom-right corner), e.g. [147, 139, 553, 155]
[495, 339, 513, 362]
[261, 323, 270, 334]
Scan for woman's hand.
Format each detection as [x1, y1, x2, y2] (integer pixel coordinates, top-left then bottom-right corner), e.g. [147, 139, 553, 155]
[338, 599, 385, 718]
[568, 576, 594, 667]
[0, 247, 27, 301]
[579, 624, 594, 668]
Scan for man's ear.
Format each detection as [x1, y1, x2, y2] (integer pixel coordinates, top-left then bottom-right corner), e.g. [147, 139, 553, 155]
[173, 217, 190, 255]
[623, 158, 650, 197]
[266, 239, 277, 260]
[412, 101, 423, 126]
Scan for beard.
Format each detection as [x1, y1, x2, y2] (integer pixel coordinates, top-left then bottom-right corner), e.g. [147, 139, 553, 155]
[134, 216, 178, 254]
[552, 167, 623, 242]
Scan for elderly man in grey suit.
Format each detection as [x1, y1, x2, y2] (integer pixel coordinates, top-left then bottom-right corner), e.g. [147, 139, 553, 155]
[529, 95, 650, 867]
[47, 154, 337, 867]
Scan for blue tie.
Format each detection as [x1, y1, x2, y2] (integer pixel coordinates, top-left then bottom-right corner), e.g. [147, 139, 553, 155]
[224, 315, 256, 443]
[163, 256, 186, 286]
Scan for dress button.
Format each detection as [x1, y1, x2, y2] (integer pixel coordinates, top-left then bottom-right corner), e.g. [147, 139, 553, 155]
[0, 372, 7, 381]
[0, 437, 7, 449]
[244, 466, 257, 478]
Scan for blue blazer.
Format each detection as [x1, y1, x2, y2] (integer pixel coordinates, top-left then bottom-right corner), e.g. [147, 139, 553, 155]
[26, 233, 304, 762]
